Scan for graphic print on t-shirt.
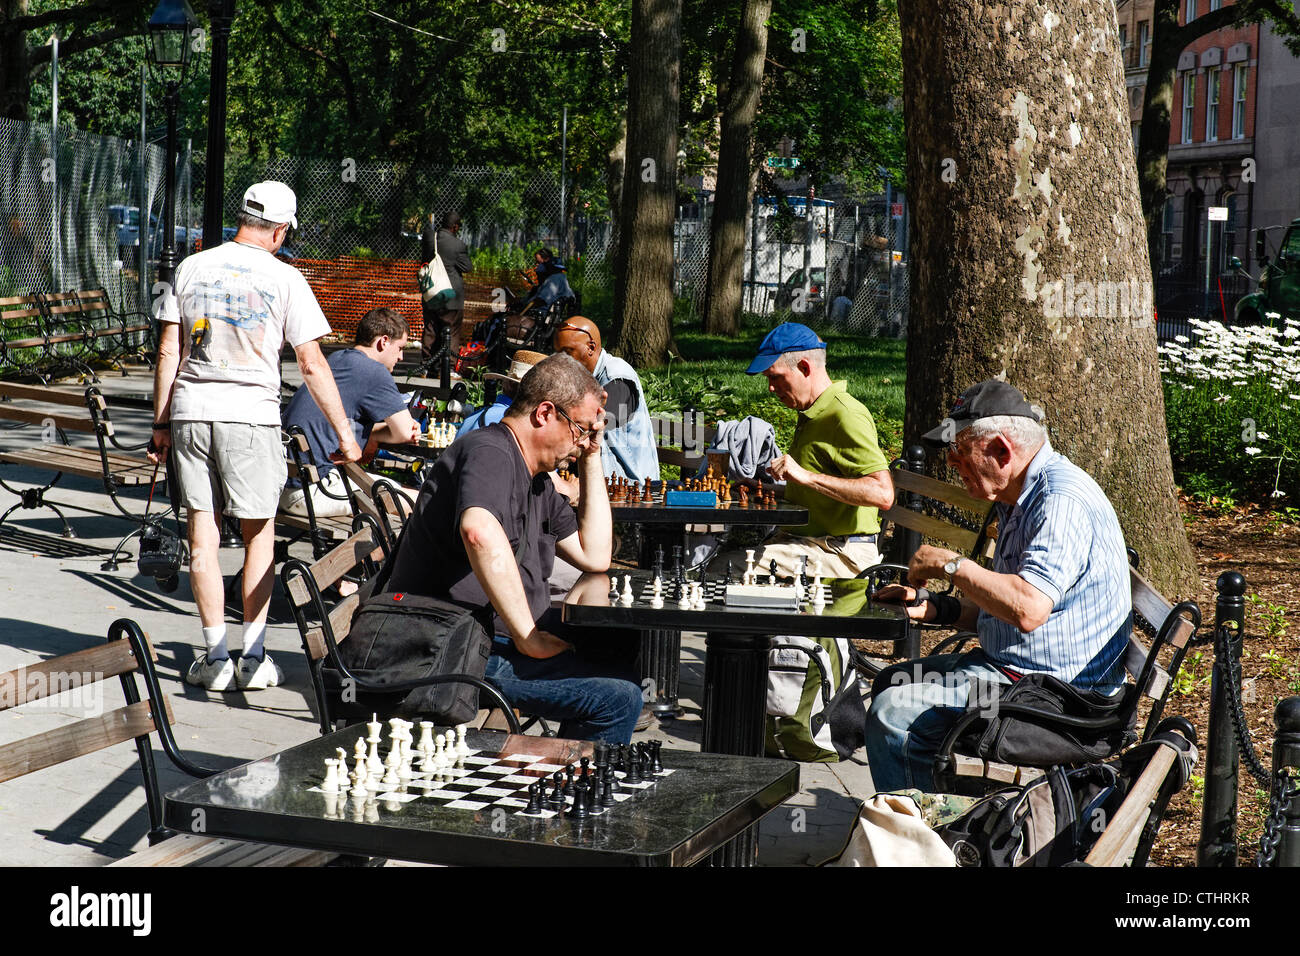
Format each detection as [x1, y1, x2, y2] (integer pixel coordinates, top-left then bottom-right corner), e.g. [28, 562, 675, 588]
[184, 269, 275, 369]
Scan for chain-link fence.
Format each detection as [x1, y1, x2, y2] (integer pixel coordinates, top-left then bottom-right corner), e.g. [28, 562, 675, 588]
[0, 115, 191, 317]
[3, 115, 908, 345]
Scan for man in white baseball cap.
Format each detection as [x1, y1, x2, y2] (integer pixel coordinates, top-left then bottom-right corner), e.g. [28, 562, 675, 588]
[151, 179, 361, 692]
[241, 180, 299, 230]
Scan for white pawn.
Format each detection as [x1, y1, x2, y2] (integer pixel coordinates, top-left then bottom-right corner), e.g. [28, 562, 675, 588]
[455, 724, 469, 757]
[443, 731, 458, 765]
[621, 575, 633, 604]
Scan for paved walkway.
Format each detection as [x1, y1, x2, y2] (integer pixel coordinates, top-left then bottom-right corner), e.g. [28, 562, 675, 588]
[0, 365, 874, 866]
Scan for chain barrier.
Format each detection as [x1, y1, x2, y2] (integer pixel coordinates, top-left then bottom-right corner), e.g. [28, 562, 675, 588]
[1213, 622, 1273, 785]
[1254, 769, 1299, 867]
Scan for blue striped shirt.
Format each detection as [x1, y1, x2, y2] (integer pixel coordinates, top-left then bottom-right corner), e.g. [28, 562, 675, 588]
[978, 441, 1131, 692]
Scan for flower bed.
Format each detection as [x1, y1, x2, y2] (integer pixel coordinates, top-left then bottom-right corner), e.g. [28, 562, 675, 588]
[1159, 315, 1300, 503]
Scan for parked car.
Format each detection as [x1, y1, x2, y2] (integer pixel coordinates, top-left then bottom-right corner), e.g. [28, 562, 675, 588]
[774, 267, 826, 312]
[108, 204, 199, 262]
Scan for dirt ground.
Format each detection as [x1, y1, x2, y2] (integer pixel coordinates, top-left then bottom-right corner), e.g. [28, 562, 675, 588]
[1145, 495, 1300, 867]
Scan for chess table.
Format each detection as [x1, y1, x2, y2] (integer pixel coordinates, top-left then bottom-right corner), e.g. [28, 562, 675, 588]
[564, 571, 911, 745]
[606, 482, 810, 720]
[162, 729, 799, 867]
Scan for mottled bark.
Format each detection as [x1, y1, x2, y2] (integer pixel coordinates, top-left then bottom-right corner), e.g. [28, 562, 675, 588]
[703, 0, 772, 335]
[1, 0, 31, 120]
[612, 0, 681, 367]
[901, 0, 1199, 596]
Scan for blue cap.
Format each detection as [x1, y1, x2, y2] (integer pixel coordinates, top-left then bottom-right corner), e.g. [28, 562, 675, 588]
[745, 322, 827, 374]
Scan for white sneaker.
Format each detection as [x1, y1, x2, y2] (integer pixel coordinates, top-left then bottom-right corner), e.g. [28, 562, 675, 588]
[185, 653, 235, 691]
[235, 653, 283, 690]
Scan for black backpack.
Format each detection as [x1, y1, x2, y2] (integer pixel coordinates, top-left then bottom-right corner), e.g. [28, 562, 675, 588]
[934, 764, 1125, 867]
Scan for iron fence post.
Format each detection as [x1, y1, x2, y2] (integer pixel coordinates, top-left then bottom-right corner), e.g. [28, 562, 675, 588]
[1198, 570, 1246, 867]
[1269, 697, 1300, 867]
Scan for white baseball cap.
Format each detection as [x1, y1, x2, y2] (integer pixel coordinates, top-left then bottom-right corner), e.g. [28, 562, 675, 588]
[242, 181, 298, 229]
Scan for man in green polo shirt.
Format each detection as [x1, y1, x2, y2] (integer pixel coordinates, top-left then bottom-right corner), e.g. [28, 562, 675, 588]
[715, 323, 894, 579]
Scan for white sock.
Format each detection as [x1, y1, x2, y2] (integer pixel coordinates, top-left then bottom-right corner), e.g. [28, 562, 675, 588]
[202, 624, 229, 662]
[243, 621, 267, 661]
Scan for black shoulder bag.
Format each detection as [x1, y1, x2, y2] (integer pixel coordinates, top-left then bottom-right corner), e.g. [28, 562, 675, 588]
[333, 505, 532, 725]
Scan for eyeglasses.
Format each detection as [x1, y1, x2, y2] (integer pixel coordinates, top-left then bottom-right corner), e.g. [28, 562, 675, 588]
[555, 405, 598, 445]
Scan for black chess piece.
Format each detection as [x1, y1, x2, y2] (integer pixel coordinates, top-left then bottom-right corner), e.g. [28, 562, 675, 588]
[580, 756, 591, 779]
[526, 782, 544, 814]
[649, 741, 664, 774]
[653, 544, 665, 578]
[563, 764, 577, 796]
[567, 781, 589, 819]
[600, 772, 617, 807]
[548, 776, 565, 810]
[769, 558, 778, 584]
[586, 780, 605, 816]
[623, 750, 643, 785]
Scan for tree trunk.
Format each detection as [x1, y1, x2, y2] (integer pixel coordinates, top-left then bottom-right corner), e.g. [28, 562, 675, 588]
[1137, 0, 1182, 280]
[612, 0, 681, 368]
[0, 0, 31, 121]
[901, 0, 1199, 596]
[703, 0, 772, 336]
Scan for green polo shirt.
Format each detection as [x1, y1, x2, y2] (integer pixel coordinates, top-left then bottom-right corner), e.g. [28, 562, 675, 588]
[785, 380, 889, 537]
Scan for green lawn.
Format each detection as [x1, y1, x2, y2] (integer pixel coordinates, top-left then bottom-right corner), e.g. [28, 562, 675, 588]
[635, 316, 907, 457]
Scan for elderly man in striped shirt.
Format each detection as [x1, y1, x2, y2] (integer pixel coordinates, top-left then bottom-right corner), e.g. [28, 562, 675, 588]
[865, 380, 1132, 793]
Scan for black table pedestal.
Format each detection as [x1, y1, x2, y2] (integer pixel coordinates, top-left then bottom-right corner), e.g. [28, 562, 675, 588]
[702, 630, 772, 866]
[641, 628, 684, 718]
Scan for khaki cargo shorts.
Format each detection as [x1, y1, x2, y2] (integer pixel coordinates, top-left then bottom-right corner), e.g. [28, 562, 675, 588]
[172, 421, 286, 520]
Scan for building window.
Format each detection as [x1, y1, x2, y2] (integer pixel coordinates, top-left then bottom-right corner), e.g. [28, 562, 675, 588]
[1182, 73, 1196, 144]
[1132, 122, 1141, 155]
[1206, 70, 1220, 142]
[1138, 22, 1150, 68]
[1209, 0, 1221, 9]
[1186, 0, 1196, 22]
[1224, 193, 1238, 268]
[1233, 64, 1248, 139]
[1119, 24, 1128, 66]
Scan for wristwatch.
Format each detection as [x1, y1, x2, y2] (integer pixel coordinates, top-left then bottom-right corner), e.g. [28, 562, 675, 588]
[943, 556, 965, 581]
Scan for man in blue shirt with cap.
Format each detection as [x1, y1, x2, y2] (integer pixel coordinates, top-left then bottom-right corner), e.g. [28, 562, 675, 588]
[714, 322, 894, 580]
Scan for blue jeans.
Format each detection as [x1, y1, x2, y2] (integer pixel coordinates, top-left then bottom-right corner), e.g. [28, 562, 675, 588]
[863, 650, 1012, 792]
[484, 637, 643, 744]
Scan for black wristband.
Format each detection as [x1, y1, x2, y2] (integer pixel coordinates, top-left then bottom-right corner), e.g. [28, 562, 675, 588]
[931, 594, 963, 626]
[152, 422, 170, 430]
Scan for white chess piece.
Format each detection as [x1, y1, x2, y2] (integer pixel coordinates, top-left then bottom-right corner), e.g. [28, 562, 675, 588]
[652, 576, 662, 597]
[744, 549, 756, 586]
[322, 758, 340, 794]
[418, 721, 435, 757]
[456, 724, 469, 757]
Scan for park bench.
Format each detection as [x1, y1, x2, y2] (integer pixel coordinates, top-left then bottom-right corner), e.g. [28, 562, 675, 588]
[0, 381, 165, 568]
[931, 557, 1202, 794]
[279, 517, 522, 737]
[648, 412, 717, 480]
[277, 427, 358, 561]
[0, 289, 152, 380]
[0, 618, 337, 867]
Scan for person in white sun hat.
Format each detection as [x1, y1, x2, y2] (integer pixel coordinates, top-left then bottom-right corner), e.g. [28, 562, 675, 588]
[150, 180, 361, 692]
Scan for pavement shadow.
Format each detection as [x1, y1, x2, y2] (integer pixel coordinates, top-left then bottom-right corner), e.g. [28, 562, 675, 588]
[32, 749, 253, 861]
[156, 637, 316, 722]
[0, 618, 121, 659]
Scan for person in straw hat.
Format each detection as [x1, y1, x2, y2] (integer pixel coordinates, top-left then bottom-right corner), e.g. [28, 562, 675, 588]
[455, 349, 548, 438]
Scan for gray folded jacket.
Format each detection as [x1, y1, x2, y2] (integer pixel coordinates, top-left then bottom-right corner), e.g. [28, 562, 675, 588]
[699, 416, 781, 481]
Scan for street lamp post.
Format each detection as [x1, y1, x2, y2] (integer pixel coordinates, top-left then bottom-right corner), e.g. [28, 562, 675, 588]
[147, 0, 198, 291]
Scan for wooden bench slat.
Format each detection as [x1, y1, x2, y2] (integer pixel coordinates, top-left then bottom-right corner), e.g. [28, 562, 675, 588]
[286, 530, 380, 606]
[890, 467, 994, 515]
[1130, 567, 1176, 631]
[0, 406, 97, 434]
[107, 833, 339, 867]
[0, 700, 157, 785]
[0, 639, 144, 712]
[879, 504, 979, 554]
[1084, 740, 1186, 867]
[304, 591, 362, 662]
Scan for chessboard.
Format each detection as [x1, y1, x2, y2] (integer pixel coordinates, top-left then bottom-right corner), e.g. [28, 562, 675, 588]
[308, 719, 673, 822]
[604, 551, 829, 612]
[601, 472, 781, 510]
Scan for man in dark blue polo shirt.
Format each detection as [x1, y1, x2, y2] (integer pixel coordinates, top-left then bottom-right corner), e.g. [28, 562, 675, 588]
[280, 307, 419, 516]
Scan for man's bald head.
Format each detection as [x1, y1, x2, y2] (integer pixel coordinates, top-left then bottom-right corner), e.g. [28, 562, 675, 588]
[553, 316, 602, 373]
